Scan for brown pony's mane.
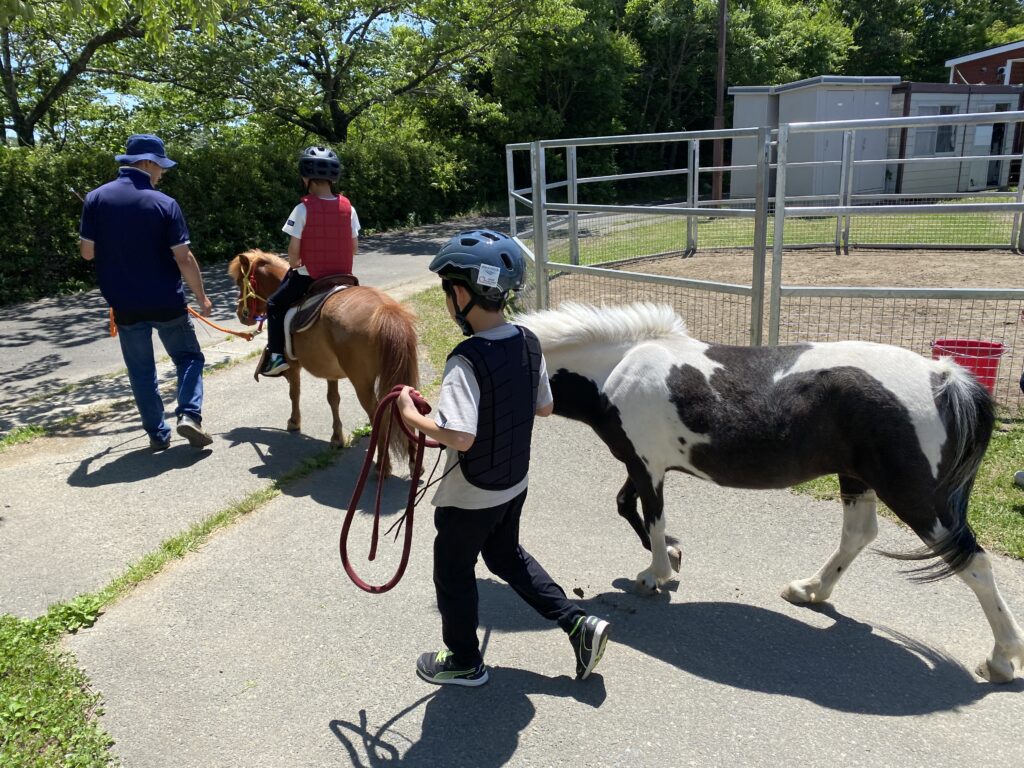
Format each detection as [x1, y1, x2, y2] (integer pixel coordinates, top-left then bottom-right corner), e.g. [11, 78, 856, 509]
[227, 249, 289, 284]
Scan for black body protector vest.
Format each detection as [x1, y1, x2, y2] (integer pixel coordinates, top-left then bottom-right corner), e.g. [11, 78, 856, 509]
[448, 326, 542, 491]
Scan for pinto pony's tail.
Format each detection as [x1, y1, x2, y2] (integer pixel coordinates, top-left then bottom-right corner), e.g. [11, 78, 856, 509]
[882, 363, 995, 582]
[371, 298, 420, 470]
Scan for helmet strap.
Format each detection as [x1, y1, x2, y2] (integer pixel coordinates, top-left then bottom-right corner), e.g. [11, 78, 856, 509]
[443, 279, 478, 336]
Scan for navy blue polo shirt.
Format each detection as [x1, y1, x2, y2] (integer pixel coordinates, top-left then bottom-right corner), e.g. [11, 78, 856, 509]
[79, 167, 191, 317]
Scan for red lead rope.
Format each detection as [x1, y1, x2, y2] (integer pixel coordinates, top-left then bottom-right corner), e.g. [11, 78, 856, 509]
[340, 384, 441, 593]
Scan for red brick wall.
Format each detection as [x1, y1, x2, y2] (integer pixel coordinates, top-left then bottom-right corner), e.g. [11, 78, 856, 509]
[951, 50, 1024, 85]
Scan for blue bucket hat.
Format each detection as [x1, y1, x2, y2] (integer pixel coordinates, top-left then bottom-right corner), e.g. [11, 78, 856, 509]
[115, 134, 177, 168]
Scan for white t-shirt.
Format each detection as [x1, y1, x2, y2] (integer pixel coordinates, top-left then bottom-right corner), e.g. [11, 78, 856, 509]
[430, 323, 554, 510]
[282, 197, 361, 276]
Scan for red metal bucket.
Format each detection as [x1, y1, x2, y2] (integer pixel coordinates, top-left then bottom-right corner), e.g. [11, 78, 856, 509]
[930, 338, 1006, 394]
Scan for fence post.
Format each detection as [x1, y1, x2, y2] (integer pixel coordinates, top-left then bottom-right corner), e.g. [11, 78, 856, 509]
[834, 130, 853, 255]
[768, 125, 788, 346]
[843, 130, 856, 254]
[506, 146, 517, 238]
[1013, 143, 1024, 252]
[567, 146, 580, 266]
[530, 141, 550, 310]
[750, 126, 771, 346]
[688, 139, 700, 252]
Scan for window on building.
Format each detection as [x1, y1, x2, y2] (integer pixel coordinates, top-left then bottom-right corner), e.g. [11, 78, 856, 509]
[914, 105, 959, 155]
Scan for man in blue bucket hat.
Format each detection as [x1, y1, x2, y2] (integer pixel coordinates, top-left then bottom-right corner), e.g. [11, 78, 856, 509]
[79, 134, 214, 451]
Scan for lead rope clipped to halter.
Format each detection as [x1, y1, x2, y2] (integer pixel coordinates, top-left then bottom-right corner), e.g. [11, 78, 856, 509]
[107, 307, 261, 341]
[340, 384, 442, 594]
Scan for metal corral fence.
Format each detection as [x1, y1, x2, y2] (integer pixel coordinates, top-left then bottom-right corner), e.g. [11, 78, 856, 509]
[508, 111, 1024, 408]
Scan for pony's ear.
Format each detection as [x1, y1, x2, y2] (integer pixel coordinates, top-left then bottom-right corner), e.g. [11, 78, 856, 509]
[238, 252, 251, 271]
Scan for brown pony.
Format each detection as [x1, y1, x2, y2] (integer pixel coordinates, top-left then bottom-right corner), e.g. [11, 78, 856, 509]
[227, 249, 419, 477]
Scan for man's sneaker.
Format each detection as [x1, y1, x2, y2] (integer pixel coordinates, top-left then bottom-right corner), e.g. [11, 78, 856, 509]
[149, 436, 171, 451]
[176, 414, 213, 448]
[262, 353, 290, 377]
[570, 615, 610, 680]
[416, 650, 489, 687]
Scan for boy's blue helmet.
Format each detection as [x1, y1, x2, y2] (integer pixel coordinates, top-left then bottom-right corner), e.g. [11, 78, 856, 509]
[299, 146, 341, 182]
[428, 230, 526, 299]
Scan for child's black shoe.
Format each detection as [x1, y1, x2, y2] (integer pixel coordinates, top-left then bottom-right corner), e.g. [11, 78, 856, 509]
[416, 650, 489, 687]
[569, 615, 610, 679]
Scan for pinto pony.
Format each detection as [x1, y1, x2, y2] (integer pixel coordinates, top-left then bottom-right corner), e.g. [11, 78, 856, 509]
[228, 249, 419, 477]
[519, 302, 1024, 682]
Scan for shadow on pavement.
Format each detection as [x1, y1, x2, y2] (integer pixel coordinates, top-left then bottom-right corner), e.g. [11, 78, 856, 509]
[67, 442, 212, 487]
[568, 585, 1013, 716]
[221, 426, 335, 480]
[330, 668, 605, 768]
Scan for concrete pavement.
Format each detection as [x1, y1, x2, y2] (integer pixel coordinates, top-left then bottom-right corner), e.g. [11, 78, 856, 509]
[2, 210, 1024, 765]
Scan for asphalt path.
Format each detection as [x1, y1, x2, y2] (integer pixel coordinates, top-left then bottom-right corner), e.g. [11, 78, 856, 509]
[2, 214, 1024, 766]
[0, 216, 501, 435]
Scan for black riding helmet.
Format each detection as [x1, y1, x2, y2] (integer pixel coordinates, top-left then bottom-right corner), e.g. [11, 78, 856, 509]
[429, 229, 526, 335]
[299, 146, 342, 182]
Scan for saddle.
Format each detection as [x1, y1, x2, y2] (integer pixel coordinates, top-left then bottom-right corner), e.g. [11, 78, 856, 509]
[287, 274, 359, 338]
[253, 274, 359, 380]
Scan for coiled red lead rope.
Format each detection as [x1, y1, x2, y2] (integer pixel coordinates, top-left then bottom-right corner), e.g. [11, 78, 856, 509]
[340, 384, 440, 593]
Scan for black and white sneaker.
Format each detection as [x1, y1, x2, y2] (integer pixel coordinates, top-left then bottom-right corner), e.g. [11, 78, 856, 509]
[569, 615, 610, 679]
[176, 414, 212, 448]
[416, 650, 489, 687]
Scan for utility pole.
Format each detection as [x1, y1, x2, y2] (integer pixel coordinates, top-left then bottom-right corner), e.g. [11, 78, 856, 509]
[712, 0, 727, 202]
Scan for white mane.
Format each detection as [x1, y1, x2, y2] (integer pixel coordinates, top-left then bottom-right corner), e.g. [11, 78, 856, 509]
[516, 302, 688, 349]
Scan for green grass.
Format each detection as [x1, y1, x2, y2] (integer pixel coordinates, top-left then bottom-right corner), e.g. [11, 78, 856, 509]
[795, 421, 1024, 558]
[409, 287, 463, 393]
[0, 425, 46, 451]
[538, 196, 1017, 267]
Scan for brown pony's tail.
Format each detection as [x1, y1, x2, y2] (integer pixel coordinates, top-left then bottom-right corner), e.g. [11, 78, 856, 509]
[370, 297, 421, 468]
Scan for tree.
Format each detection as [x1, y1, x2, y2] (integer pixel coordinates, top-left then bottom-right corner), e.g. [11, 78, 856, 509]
[489, 0, 640, 141]
[1, 1, 231, 43]
[1, 3, 143, 146]
[124, 0, 573, 145]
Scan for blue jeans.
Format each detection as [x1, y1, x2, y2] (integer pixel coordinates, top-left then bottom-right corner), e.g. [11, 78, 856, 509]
[116, 314, 205, 442]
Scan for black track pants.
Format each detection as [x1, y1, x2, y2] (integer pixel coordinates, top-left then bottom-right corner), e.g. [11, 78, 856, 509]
[433, 489, 586, 667]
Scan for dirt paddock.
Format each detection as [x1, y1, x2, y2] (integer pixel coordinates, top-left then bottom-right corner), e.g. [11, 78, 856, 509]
[548, 247, 1024, 407]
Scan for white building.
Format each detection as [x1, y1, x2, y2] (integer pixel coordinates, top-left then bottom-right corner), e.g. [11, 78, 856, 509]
[729, 76, 1022, 199]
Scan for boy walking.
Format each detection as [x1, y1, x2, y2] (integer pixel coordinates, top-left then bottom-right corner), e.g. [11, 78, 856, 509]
[397, 229, 610, 687]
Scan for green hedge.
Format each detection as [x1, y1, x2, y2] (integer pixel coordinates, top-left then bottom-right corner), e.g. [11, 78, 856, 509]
[0, 136, 481, 306]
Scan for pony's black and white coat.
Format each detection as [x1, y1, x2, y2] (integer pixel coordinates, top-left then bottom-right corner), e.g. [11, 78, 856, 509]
[519, 302, 1024, 682]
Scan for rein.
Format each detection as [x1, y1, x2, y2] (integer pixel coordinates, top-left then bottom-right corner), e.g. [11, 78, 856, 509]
[340, 384, 441, 594]
[108, 307, 260, 341]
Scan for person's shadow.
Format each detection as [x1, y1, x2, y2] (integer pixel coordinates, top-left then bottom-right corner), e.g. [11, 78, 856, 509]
[67, 439, 211, 487]
[330, 628, 606, 768]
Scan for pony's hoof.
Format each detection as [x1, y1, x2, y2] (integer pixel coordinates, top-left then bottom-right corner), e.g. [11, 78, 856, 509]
[330, 435, 348, 450]
[976, 649, 1019, 683]
[668, 545, 682, 573]
[634, 569, 659, 595]
[781, 579, 830, 604]
[286, 420, 301, 433]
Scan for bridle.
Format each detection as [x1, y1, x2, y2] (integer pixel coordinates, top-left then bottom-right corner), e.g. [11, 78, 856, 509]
[238, 258, 270, 327]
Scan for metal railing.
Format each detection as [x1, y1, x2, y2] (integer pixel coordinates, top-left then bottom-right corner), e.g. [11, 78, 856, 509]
[509, 111, 1024, 406]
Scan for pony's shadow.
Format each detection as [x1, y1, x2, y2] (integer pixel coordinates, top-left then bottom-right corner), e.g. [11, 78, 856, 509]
[67, 441, 210, 487]
[221, 425, 335, 480]
[470, 578, 1013, 715]
[330, 666, 605, 768]
[583, 582, 1018, 714]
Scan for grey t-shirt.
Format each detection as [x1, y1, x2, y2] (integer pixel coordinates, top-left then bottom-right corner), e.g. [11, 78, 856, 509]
[430, 323, 554, 510]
